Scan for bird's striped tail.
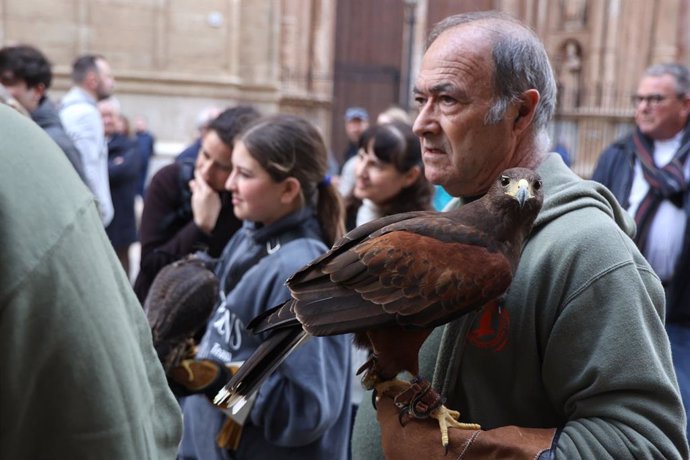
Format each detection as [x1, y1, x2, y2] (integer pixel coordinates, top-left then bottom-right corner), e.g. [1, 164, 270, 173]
[213, 326, 309, 410]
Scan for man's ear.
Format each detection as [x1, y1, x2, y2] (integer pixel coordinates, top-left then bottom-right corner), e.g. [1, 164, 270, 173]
[84, 70, 99, 91]
[280, 177, 302, 205]
[680, 94, 690, 119]
[34, 83, 46, 100]
[513, 89, 540, 133]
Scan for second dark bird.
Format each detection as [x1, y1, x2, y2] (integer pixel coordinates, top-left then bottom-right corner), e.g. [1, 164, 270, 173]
[145, 253, 219, 375]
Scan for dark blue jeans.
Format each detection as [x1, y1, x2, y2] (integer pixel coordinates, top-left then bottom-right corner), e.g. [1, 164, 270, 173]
[667, 323, 690, 441]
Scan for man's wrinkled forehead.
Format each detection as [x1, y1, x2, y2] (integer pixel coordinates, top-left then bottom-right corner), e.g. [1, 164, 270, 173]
[428, 24, 494, 64]
[637, 74, 680, 93]
[416, 27, 494, 90]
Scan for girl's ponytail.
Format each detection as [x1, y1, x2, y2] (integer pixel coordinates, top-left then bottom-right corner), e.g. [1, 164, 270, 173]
[316, 178, 345, 247]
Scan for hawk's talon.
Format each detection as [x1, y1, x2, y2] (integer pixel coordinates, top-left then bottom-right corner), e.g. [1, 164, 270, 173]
[431, 405, 481, 450]
[397, 405, 410, 426]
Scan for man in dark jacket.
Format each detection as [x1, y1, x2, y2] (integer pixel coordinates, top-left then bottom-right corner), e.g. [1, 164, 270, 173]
[99, 97, 142, 277]
[0, 44, 86, 182]
[133, 115, 156, 197]
[592, 62, 690, 440]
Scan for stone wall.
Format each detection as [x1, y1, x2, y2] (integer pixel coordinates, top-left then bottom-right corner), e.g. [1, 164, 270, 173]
[2, 0, 689, 177]
[0, 0, 335, 153]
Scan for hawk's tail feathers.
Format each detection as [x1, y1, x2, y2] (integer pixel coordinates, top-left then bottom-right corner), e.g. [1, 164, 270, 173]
[213, 326, 309, 409]
[246, 300, 298, 334]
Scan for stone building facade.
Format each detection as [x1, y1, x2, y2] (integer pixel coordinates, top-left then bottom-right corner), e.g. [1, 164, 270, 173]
[1, 0, 689, 176]
[0, 0, 336, 155]
[525, 0, 690, 176]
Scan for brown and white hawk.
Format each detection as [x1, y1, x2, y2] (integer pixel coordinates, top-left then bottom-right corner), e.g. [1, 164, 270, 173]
[215, 167, 544, 449]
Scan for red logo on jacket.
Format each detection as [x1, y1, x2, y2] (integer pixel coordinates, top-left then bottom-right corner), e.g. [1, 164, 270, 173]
[467, 300, 510, 352]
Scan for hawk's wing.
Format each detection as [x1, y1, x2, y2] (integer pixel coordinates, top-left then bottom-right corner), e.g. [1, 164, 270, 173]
[291, 221, 513, 335]
[215, 167, 544, 410]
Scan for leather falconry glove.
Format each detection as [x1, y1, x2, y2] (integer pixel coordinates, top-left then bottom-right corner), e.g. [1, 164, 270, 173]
[376, 394, 557, 460]
[168, 359, 234, 399]
[169, 359, 246, 451]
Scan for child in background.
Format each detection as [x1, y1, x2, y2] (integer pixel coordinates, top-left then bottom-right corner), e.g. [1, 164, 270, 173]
[176, 115, 351, 460]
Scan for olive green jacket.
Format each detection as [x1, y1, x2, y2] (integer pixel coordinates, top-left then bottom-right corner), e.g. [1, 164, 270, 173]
[0, 104, 182, 459]
[351, 154, 689, 459]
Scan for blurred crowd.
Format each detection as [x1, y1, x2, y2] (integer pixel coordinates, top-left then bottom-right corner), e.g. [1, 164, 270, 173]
[2, 10, 690, 458]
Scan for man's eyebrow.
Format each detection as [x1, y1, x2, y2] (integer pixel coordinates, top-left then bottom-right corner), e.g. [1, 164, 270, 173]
[413, 83, 456, 95]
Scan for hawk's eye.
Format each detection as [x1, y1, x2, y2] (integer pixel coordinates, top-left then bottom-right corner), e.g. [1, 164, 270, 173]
[533, 180, 542, 190]
[500, 176, 510, 186]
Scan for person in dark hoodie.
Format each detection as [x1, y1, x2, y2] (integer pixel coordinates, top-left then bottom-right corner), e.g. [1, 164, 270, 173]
[0, 44, 86, 183]
[133, 105, 260, 303]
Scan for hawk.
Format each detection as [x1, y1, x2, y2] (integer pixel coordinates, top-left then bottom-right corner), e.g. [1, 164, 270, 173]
[214, 168, 544, 449]
[145, 253, 218, 375]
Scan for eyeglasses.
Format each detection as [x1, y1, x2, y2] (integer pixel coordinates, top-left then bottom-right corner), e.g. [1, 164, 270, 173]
[631, 93, 685, 107]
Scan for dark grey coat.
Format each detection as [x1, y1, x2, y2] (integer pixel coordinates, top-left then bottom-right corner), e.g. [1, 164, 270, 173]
[31, 96, 87, 183]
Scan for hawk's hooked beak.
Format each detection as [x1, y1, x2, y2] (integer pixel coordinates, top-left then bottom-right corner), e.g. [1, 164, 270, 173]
[515, 179, 531, 207]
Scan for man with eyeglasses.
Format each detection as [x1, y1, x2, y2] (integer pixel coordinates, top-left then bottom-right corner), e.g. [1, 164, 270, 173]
[592, 62, 690, 440]
[133, 106, 260, 304]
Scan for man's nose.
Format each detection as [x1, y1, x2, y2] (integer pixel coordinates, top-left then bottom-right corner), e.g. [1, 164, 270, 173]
[413, 103, 438, 137]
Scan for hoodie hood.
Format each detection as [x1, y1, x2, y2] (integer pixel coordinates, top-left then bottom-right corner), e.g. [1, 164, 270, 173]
[243, 206, 323, 245]
[533, 153, 635, 238]
[444, 153, 635, 240]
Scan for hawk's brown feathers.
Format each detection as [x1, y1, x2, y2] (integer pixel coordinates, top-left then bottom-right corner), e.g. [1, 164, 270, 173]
[215, 168, 544, 411]
[144, 254, 219, 372]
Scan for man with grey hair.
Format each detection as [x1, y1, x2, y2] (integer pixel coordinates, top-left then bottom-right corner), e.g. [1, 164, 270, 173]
[593, 62, 690, 442]
[60, 54, 116, 226]
[351, 11, 688, 459]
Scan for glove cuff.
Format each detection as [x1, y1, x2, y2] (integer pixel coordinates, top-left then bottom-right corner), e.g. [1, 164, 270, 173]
[168, 359, 232, 399]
